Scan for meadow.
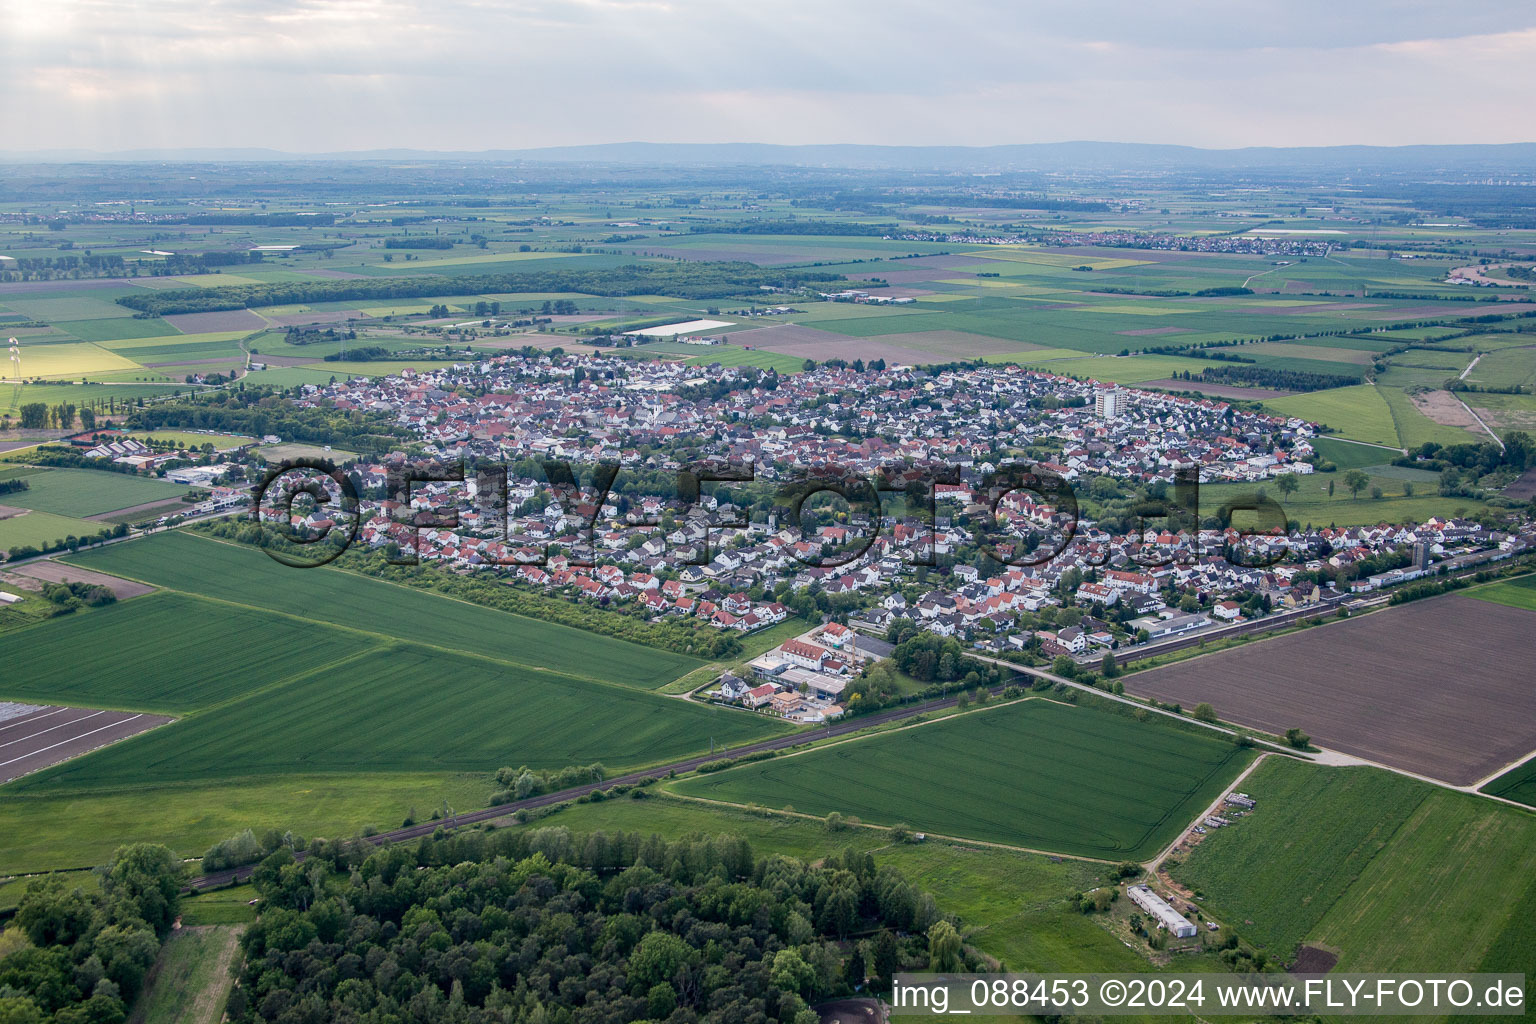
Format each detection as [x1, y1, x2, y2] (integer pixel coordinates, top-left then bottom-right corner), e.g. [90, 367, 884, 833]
[674, 698, 1252, 859]
[1199, 475, 1489, 529]
[64, 532, 701, 689]
[130, 925, 244, 1024]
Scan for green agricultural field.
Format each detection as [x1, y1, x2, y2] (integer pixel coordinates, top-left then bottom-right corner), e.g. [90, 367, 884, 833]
[1265, 385, 1400, 447]
[0, 380, 187, 417]
[1173, 759, 1426, 958]
[685, 346, 808, 373]
[0, 466, 191, 516]
[1307, 787, 1536, 974]
[1466, 573, 1536, 613]
[5, 341, 142, 378]
[1378, 385, 1483, 449]
[64, 532, 701, 689]
[295, 358, 463, 376]
[674, 698, 1252, 859]
[1174, 756, 1536, 977]
[0, 592, 371, 713]
[1464, 346, 1536, 390]
[53, 316, 180, 343]
[239, 365, 347, 388]
[0, 508, 101, 553]
[1043, 354, 1227, 385]
[1480, 755, 1536, 808]
[15, 642, 790, 793]
[1309, 436, 1398, 470]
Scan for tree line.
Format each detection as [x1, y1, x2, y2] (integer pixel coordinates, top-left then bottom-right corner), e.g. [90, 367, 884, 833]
[115, 263, 849, 317]
[1, 844, 184, 1024]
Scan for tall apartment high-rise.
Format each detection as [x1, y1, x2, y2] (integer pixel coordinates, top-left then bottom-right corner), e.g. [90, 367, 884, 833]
[1095, 388, 1121, 420]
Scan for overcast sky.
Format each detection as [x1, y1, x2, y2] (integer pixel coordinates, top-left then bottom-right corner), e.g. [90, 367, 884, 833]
[3, 0, 1534, 153]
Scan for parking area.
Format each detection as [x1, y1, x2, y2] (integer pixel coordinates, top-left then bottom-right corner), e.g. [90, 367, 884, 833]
[0, 702, 173, 785]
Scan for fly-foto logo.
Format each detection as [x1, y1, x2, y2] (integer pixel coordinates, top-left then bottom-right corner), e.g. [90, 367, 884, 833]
[251, 457, 1290, 571]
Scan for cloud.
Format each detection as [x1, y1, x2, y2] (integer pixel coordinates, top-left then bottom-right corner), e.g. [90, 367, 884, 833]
[0, 0, 1532, 151]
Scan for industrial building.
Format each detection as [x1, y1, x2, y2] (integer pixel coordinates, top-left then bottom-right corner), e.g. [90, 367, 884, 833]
[1127, 885, 1198, 939]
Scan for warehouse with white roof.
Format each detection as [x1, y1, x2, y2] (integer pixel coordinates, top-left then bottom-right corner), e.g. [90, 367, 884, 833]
[1127, 885, 1197, 938]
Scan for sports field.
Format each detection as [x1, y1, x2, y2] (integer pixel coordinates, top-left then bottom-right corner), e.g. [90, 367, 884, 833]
[64, 532, 701, 689]
[0, 466, 191, 517]
[674, 698, 1252, 859]
[124, 430, 254, 451]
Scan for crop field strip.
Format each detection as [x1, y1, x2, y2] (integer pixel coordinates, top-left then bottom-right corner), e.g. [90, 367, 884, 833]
[673, 698, 1253, 860]
[63, 531, 701, 690]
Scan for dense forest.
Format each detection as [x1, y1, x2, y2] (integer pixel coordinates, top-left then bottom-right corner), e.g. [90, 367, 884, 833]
[1180, 364, 1361, 392]
[114, 263, 848, 317]
[0, 845, 184, 1024]
[127, 392, 415, 455]
[228, 826, 963, 1024]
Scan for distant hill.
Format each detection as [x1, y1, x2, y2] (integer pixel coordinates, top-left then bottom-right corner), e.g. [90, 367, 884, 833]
[4, 140, 1535, 173]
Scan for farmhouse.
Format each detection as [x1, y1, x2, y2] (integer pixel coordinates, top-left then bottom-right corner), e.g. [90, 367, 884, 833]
[1127, 885, 1197, 939]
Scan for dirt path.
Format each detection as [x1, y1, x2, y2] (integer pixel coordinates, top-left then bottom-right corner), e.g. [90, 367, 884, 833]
[1145, 753, 1269, 874]
[188, 926, 244, 1024]
[1457, 394, 1506, 450]
[128, 924, 244, 1024]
